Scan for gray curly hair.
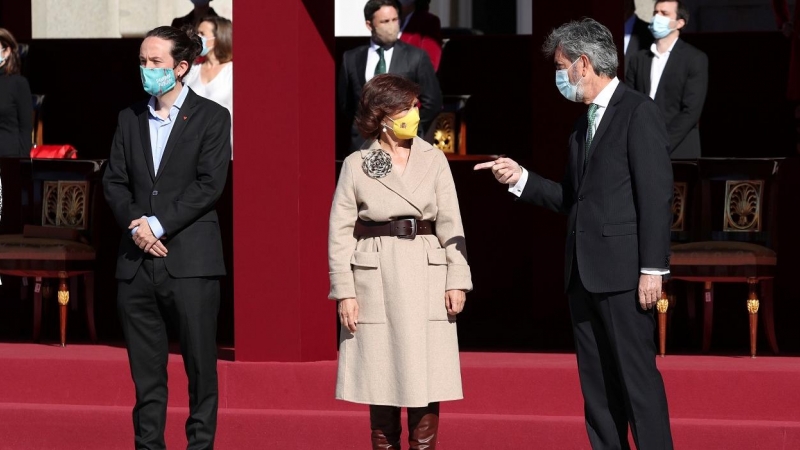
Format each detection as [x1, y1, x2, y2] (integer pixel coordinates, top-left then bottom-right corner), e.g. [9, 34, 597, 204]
[542, 18, 618, 78]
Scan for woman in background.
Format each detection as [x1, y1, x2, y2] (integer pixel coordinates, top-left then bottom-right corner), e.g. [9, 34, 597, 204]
[184, 16, 233, 156]
[0, 28, 32, 157]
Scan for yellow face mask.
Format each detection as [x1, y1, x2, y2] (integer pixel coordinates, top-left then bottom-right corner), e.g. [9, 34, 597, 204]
[385, 107, 420, 140]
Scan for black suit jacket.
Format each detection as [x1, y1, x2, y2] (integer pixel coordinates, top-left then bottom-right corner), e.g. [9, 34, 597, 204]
[102, 88, 231, 280]
[624, 16, 654, 66]
[521, 83, 673, 293]
[337, 40, 442, 151]
[625, 39, 708, 159]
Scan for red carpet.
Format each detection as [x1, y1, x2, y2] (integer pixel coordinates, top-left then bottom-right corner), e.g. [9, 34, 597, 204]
[0, 344, 799, 449]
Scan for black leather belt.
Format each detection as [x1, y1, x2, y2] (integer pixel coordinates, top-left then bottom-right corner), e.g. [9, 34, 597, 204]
[355, 218, 435, 240]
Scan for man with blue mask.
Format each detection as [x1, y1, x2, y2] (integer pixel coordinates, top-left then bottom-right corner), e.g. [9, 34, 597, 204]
[625, 0, 708, 159]
[476, 18, 674, 450]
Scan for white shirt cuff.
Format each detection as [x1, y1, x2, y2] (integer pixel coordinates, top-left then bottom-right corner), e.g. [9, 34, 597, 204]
[146, 216, 165, 239]
[641, 268, 670, 275]
[508, 168, 529, 197]
[130, 216, 166, 240]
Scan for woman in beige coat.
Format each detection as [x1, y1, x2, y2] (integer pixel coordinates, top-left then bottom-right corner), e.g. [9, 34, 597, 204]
[328, 74, 472, 449]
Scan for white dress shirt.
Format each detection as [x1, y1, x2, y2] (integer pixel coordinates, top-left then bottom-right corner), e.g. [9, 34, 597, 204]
[365, 41, 395, 83]
[509, 77, 668, 275]
[648, 38, 678, 99]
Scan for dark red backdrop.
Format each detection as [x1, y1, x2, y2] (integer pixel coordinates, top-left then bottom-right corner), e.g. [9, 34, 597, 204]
[232, 0, 336, 361]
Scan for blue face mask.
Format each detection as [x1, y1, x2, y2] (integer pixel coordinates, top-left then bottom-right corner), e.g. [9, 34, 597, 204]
[0, 47, 5, 65]
[555, 57, 584, 103]
[140, 66, 177, 97]
[649, 14, 675, 39]
[199, 35, 210, 57]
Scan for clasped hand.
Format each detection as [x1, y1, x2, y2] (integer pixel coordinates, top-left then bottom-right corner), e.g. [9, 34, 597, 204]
[129, 218, 168, 257]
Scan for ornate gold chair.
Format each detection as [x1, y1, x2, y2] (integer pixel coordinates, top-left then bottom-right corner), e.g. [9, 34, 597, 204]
[0, 160, 101, 346]
[425, 95, 469, 156]
[658, 159, 780, 358]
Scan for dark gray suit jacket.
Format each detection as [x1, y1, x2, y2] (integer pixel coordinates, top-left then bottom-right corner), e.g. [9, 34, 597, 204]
[521, 83, 673, 293]
[102, 88, 231, 280]
[337, 40, 442, 151]
[625, 39, 708, 159]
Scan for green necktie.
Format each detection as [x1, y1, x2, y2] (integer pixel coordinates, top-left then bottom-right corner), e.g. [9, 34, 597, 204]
[585, 103, 599, 168]
[375, 48, 387, 75]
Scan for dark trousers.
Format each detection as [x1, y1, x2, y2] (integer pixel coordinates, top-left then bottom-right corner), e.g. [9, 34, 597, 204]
[118, 257, 220, 450]
[568, 263, 673, 450]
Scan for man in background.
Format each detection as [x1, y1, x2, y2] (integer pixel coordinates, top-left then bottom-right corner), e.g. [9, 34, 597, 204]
[338, 0, 442, 153]
[626, 0, 708, 159]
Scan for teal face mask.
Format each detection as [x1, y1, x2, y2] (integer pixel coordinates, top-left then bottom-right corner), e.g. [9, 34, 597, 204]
[139, 66, 177, 97]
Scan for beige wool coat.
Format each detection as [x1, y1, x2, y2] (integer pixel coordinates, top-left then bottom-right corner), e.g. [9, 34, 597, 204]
[328, 137, 473, 407]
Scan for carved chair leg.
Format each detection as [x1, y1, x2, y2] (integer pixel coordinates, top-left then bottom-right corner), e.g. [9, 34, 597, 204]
[84, 272, 97, 343]
[747, 278, 759, 358]
[657, 282, 670, 357]
[58, 272, 69, 347]
[702, 282, 714, 353]
[759, 278, 779, 355]
[33, 277, 43, 342]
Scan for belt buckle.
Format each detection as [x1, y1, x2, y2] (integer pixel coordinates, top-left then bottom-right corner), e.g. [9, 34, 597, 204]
[397, 218, 417, 240]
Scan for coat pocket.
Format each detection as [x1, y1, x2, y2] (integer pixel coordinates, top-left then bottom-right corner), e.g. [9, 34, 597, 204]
[351, 251, 387, 324]
[426, 248, 450, 321]
[602, 222, 638, 237]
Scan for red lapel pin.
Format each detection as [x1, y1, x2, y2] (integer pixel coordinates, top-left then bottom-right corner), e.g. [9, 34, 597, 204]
[183, 116, 188, 121]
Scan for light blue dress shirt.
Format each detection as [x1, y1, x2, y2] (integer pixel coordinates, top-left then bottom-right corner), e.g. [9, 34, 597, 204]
[131, 85, 190, 240]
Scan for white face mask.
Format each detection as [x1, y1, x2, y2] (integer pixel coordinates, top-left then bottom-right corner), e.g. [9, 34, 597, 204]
[0, 47, 5, 65]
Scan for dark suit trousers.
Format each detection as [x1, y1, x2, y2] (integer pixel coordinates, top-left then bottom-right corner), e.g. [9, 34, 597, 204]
[568, 262, 673, 450]
[118, 257, 220, 450]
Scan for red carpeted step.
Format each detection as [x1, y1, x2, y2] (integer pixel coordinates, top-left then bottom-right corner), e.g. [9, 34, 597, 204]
[1, 403, 799, 450]
[2, 345, 799, 423]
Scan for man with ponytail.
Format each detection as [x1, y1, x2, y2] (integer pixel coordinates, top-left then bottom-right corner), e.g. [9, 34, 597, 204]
[103, 25, 231, 450]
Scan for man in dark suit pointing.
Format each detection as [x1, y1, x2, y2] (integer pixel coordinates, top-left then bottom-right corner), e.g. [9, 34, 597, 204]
[476, 18, 674, 450]
[338, 0, 442, 153]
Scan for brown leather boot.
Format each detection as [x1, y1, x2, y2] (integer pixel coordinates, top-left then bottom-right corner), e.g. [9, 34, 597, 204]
[370, 405, 402, 449]
[408, 402, 440, 450]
